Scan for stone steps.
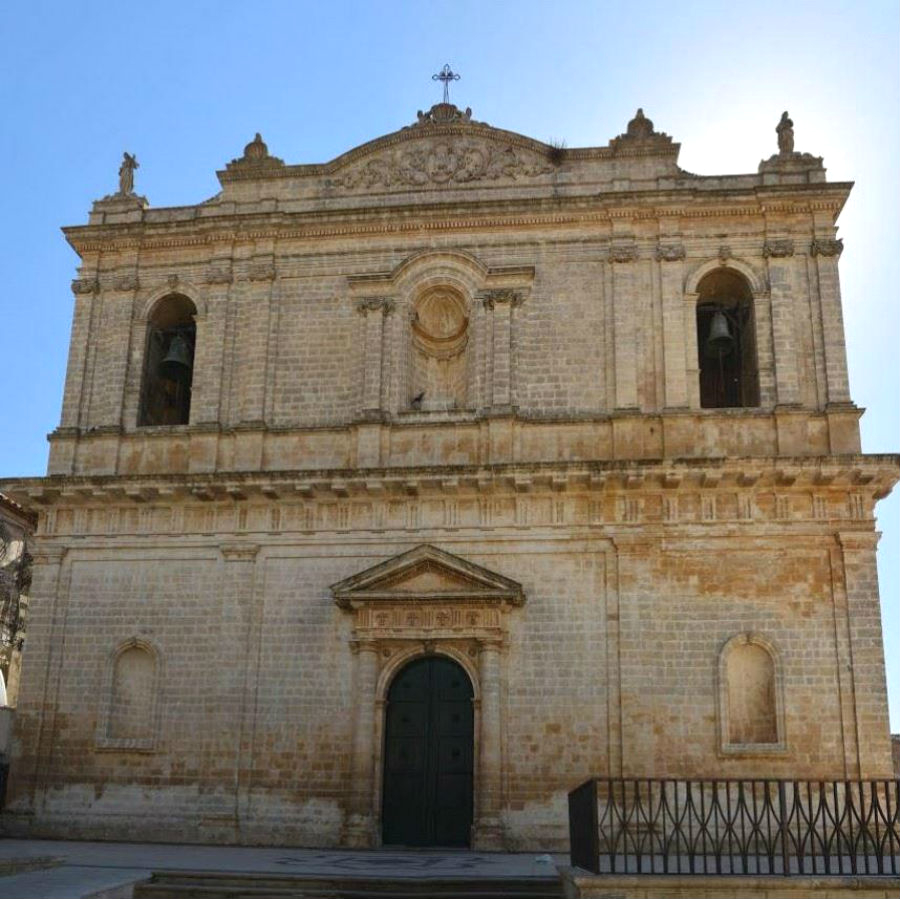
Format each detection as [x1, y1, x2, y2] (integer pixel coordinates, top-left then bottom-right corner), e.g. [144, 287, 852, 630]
[132, 871, 564, 899]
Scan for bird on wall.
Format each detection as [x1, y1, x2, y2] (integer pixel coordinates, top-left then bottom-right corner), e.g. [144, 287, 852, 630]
[410, 391, 425, 409]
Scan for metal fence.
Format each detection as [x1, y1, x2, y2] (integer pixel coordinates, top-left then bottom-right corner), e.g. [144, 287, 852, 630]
[568, 778, 900, 876]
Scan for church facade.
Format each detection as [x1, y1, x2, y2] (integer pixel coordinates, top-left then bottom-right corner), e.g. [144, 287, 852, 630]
[0, 103, 896, 850]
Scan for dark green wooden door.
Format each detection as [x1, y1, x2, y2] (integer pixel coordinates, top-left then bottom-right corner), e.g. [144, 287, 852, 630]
[382, 656, 474, 846]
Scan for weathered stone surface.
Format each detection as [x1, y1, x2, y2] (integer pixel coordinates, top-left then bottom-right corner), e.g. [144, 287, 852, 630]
[0, 105, 896, 851]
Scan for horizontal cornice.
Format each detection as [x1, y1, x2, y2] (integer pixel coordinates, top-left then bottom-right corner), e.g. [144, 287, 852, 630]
[62, 183, 853, 256]
[3, 454, 897, 510]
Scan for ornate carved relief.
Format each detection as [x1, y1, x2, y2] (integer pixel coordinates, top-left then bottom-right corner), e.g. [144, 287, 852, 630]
[334, 138, 553, 190]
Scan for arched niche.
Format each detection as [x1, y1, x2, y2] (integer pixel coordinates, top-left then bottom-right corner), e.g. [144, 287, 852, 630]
[409, 285, 470, 410]
[718, 633, 786, 754]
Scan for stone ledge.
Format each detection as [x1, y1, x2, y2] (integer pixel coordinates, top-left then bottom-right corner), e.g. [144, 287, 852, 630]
[560, 867, 900, 898]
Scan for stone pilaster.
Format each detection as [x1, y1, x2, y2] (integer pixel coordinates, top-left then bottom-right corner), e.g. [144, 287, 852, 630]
[343, 639, 379, 847]
[356, 297, 394, 416]
[658, 248, 688, 409]
[837, 532, 893, 777]
[764, 239, 801, 406]
[223, 542, 262, 834]
[812, 238, 852, 404]
[473, 639, 504, 848]
[237, 253, 276, 426]
[610, 248, 638, 410]
[481, 290, 522, 411]
[15, 544, 68, 806]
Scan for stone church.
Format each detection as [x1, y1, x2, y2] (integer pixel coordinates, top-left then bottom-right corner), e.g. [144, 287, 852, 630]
[0, 99, 896, 851]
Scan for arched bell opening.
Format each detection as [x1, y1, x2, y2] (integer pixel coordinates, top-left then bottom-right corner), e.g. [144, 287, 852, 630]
[381, 654, 474, 847]
[138, 293, 197, 426]
[695, 270, 760, 409]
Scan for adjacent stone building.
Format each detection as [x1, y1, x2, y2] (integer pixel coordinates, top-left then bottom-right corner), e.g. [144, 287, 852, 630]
[0, 103, 896, 849]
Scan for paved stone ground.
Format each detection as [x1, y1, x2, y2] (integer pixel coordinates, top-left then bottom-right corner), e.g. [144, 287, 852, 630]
[0, 840, 566, 898]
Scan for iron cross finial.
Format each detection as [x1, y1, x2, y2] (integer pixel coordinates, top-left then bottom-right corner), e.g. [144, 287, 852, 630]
[432, 64, 460, 104]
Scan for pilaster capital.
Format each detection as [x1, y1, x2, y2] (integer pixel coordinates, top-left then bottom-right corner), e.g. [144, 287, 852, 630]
[31, 543, 68, 566]
[220, 542, 260, 562]
[762, 238, 795, 258]
[349, 638, 379, 656]
[71, 278, 99, 295]
[837, 531, 879, 553]
[205, 261, 234, 284]
[479, 289, 523, 310]
[355, 296, 395, 315]
[656, 243, 685, 262]
[113, 273, 140, 292]
[248, 256, 276, 281]
[609, 246, 637, 264]
[810, 238, 843, 258]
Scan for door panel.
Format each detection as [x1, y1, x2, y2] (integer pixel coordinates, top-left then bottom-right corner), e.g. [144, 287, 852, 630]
[382, 656, 474, 846]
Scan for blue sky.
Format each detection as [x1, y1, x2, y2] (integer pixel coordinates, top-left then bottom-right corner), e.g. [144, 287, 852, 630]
[1, 1, 897, 728]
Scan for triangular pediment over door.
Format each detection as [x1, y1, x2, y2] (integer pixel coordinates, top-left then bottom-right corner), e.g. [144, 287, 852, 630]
[331, 544, 524, 609]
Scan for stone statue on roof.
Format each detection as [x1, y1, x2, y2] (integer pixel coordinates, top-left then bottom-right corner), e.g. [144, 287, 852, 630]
[776, 112, 794, 155]
[118, 152, 139, 195]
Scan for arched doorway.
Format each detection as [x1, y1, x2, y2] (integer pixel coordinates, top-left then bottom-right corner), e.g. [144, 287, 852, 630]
[382, 655, 474, 846]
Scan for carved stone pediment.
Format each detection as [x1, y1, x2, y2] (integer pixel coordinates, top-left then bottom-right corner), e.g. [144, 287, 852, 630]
[331, 544, 524, 609]
[330, 135, 553, 191]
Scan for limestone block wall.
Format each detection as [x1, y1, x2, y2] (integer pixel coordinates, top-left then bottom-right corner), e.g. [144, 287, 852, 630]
[49, 185, 857, 479]
[5, 498, 891, 848]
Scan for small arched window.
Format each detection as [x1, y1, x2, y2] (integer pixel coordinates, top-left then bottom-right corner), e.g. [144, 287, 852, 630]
[409, 287, 469, 411]
[719, 634, 785, 753]
[138, 294, 196, 426]
[696, 270, 759, 409]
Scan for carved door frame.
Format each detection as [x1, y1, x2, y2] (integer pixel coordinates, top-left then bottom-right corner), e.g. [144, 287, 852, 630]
[331, 544, 524, 849]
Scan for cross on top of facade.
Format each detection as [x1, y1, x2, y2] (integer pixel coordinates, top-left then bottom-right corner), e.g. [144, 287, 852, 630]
[432, 64, 460, 104]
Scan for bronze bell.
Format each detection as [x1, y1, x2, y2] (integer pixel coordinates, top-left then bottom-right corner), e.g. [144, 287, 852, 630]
[705, 309, 734, 357]
[158, 333, 193, 383]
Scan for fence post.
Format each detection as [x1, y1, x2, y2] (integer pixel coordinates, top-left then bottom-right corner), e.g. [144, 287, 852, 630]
[778, 780, 789, 876]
